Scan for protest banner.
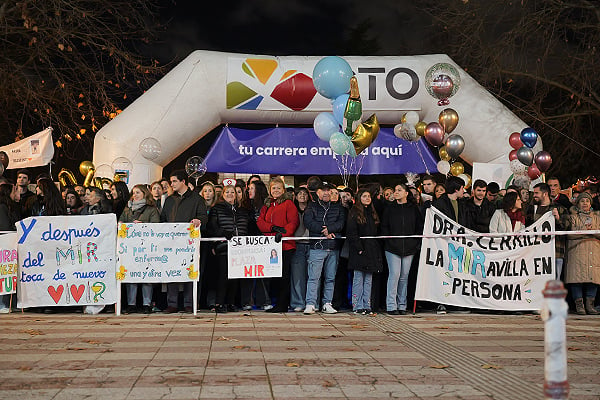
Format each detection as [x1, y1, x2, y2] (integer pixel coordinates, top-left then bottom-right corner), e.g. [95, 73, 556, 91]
[16, 214, 117, 308]
[416, 207, 555, 311]
[116, 222, 200, 283]
[228, 236, 282, 279]
[0, 233, 17, 295]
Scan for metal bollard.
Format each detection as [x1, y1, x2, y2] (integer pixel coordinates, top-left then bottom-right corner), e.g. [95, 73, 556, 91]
[541, 280, 569, 400]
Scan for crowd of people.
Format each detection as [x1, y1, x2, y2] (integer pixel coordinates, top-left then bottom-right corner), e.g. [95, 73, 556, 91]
[0, 168, 598, 316]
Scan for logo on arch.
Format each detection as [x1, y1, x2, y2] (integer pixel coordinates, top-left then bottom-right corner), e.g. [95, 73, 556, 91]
[227, 58, 317, 111]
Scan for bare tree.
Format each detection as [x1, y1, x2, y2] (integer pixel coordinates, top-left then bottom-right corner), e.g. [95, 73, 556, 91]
[421, 0, 600, 182]
[0, 0, 164, 160]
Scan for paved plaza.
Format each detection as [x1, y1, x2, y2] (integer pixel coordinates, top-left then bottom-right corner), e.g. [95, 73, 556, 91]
[1, 310, 599, 399]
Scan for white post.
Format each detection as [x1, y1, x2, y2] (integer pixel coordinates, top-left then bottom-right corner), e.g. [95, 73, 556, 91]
[541, 280, 569, 400]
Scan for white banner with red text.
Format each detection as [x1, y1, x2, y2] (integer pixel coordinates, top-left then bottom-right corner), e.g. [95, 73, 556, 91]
[228, 236, 282, 279]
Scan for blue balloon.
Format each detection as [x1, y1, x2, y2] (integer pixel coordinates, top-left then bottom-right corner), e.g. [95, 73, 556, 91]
[312, 56, 353, 99]
[313, 112, 339, 142]
[329, 132, 351, 155]
[520, 127, 538, 148]
[332, 94, 349, 126]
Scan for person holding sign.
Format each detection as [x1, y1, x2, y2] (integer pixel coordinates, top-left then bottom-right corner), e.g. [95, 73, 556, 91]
[346, 188, 382, 315]
[566, 192, 600, 315]
[208, 185, 253, 313]
[161, 170, 207, 313]
[381, 183, 423, 315]
[257, 177, 299, 313]
[119, 185, 160, 314]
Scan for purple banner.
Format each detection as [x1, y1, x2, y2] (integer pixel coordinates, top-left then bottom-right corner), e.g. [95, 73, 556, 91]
[204, 126, 438, 175]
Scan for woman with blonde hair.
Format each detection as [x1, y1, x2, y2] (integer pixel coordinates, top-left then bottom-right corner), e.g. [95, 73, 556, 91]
[257, 177, 299, 312]
[119, 184, 160, 313]
[199, 181, 217, 208]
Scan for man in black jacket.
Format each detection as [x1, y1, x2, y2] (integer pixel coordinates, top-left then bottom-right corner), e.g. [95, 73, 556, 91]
[303, 183, 345, 314]
[160, 170, 208, 313]
[462, 179, 496, 233]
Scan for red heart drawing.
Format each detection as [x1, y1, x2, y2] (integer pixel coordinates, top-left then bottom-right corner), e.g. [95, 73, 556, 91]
[70, 284, 85, 303]
[48, 285, 64, 304]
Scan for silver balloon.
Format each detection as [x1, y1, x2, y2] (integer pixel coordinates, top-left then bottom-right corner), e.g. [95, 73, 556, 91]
[444, 134, 465, 159]
[509, 159, 528, 176]
[139, 137, 162, 161]
[516, 146, 534, 166]
[394, 123, 419, 142]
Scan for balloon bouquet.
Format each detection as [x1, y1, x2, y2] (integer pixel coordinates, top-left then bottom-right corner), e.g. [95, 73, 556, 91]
[312, 56, 380, 187]
[507, 128, 552, 188]
[420, 63, 470, 187]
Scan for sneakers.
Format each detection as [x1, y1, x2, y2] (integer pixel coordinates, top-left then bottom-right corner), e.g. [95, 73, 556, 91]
[322, 303, 337, 314]
[386, 310, 400, 315]
[262, 304, 274, 311]
[303, 304, 315, 314]
[0, 308, 9, 314]
[163, 306, 178, 314]
[242, 305, 252, 311]
[293, 306, 303, 312]
[436, 305, 447, 315]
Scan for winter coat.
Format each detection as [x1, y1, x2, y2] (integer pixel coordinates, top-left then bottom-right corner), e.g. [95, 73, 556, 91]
[462, 198, 496, 233]
[346, 206, 382, 273]
[208, 201, 253, 255]
[489, 209, 524, 233]
[0, 202, 19, 231]
[565, 209, 600, 285]
[380, 201, 423, 256]
[432, 194, 467, 225]
[160, 189, 208, 226]
[119, 205, 160, 224]
[303, 199, 346, 250]
[256, 194, 299, 251]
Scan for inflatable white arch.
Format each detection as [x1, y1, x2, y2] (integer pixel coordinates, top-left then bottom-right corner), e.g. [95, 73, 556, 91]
[93, 50, 541, 184]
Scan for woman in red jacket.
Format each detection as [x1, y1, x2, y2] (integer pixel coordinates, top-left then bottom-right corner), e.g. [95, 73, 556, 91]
[257, 177, 300, 312]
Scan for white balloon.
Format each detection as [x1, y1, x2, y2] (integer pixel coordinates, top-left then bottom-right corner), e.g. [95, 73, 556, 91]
[457, 173, 469, 186]
[95, 164, 114, 178]
[404, 111, 420, 125]
[437, 160, 451, 175]
[509, 159, 527, 175]
[111, 157, 132, 173]
[139, 137, 162, 160]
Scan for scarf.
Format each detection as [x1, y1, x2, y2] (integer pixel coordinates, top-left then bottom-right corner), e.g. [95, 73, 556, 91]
[128, 199, 147, 212]
[506, 209, 525, 230]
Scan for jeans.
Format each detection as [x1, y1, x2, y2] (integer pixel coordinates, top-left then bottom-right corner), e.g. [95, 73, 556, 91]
[570, 283, 598, 299]
[126, 283, 153, 306]
[306, 249, 339, 307]
[167, 282, 194, 308]
[290, 243, 309, 308]
[352, 271, 372, 310]
[385, 251, 414, 311]
[555, 258, 563, 280]
[0, 294, 9, 310]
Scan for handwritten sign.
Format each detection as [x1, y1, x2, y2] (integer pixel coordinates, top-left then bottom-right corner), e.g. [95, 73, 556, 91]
[116, 222, 200, 282]
[228, 236, 282, 279]
[16, 215, 117, 308]
[415, 208, 555, 311]
[0, 233, 17, 295]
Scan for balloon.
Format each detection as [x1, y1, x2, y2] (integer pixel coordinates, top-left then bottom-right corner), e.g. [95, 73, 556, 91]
[437, 160, 451, 175]
[517, 146, 534, 166]
[404, 111, 420, 125]
[394, 123, 419, 142]
[58, 169, 77, 187]
[450, 161, 464, 176]
[527, 164, 541, 180]
[438, 108, 459, 133]
[438, 146, 451, 161]
[95, 164, 114, 178]
[509, 159, 528, 176]
[79, 160, 94, 176]
[513, 175, 531, 189]
[351, 114, 380, 155]
[139, 137, 162, 161]
[444, 134, 465, 159]
[83, 168, 96, 187]
[508, 132, 523, 149]
[425, 63, 461, 105]
[111, 157, 132, 173]
[329, 132, 352, 155]
[312, 56, 353, 99]
[415, 121, 427, 137]
[0, 151, 8, 169]
[459, 173, 472, 189]
[313, 112, 339, 142]
[508, 149, 518, 161]
[185, 156, 207, 179]
[520, 127, 538, 148]
[534, 151, 552, 172]
[424, 122, 445, 147]
[332, 94, 349, 126]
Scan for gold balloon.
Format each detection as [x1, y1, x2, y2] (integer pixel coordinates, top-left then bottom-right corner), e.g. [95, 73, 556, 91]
[101, 177, 114, 189]
[400, 113, 407, 124]
[83, 168, 96, 187]
[93, 177, 103, 188]
[438, 146, 451, 161]
[58, 168, 77, 187]
[439, 108, 459, 134]
[463, 173, 472, 188]
[415, 121, 427, 137]
[79, 160, 95, 177]
[450, 162, 464, 176]
[351, 114, 380, 155]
